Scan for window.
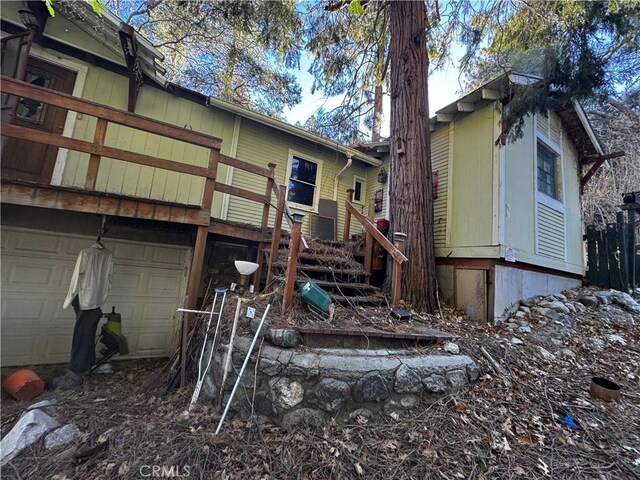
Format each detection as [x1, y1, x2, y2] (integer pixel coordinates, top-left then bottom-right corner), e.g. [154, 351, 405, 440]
[353, 176, 366, 203]
[287, 155, 318, 208]
[537, 142, 560, 200]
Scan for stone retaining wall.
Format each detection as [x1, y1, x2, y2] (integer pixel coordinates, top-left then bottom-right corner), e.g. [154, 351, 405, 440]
[204, 337, 480, 430]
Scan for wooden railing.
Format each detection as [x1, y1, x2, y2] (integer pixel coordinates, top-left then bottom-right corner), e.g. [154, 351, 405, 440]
[344, 197, 408, 307]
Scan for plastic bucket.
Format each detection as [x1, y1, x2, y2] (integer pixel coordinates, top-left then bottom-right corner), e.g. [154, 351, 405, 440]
[2, 368, 45, 401]
[298, 279, 333, 313]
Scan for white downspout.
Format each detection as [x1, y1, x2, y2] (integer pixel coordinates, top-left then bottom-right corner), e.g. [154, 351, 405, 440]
[333, 155, 353, 201]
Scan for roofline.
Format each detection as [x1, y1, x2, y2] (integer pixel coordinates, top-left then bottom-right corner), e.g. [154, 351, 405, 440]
[572, 101, 604, 156]
[208, 97, 382, 167]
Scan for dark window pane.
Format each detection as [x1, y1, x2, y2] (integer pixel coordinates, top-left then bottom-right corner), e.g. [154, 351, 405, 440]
[537, 143, 557, 199]
[354, 180, 362, 201]
[288, 179, 314, 206]
[291, 157, 317, 184]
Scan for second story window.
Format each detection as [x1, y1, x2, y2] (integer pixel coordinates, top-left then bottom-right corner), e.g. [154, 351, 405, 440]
[537, 141, 560, 200]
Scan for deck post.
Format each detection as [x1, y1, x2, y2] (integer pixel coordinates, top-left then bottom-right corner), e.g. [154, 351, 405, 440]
[391, 232, 407, 307]
[266, 186, 286, 291]
[201, 148, 219, 212]
[84, 117, 108, 189]
[283, 212, 305, 311]
[254, 163, 277, 291]
[364, 198, 375, 276]
[343, 188, 354, 242]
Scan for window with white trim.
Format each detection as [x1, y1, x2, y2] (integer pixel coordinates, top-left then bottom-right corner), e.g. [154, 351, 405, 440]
[287, 155, 319, 208]
[537, 141, 561, 201]
[353, 176, 366, 203]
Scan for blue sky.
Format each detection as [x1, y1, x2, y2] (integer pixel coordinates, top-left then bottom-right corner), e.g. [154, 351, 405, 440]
[284, 43, 468, 138]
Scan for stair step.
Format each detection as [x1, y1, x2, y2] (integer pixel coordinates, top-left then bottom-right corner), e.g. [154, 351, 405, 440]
[274, 276, 379, 292]
[333, 294, 387, 306]
[273, 263, 370, 277]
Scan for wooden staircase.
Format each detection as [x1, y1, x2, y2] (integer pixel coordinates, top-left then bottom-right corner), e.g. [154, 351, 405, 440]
[272, 235, 387, 306]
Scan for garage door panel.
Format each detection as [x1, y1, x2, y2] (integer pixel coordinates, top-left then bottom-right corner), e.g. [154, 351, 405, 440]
[1, 228, 189, 366]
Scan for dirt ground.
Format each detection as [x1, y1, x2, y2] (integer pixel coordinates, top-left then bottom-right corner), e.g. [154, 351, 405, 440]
[1, 287, 639, 479]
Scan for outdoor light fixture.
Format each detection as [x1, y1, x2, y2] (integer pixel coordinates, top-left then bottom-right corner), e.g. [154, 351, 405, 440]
[292, 212, 305, 223]
[234, 260, 259, 293]
[19, 7, 40, 32]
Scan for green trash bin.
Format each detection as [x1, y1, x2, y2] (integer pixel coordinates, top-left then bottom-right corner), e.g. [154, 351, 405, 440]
[298, 279, 333, 313]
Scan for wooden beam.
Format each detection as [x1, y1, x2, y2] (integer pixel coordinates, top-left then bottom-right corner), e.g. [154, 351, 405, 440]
[220, 154, 272, 178]
[215, 182, 270, 205]
[456, 102, 475, 112]
[343, 189, 354, 242]
[283, 214, 304, 311]
[364, 198, 375, 276]
[201, 148, 219, 211]
[436, 113, 454, 123]
[391, 232, 406, 307]
[1, 181, 210, 225]
[345, 201, 408, 264]
[581, 151, 626, 190]
[208, 218, 266, 242]
[0, 75, 221, 149]
[481, 89, 500, 100]
[85, 117, 108, 189]
[1, 123, 214, 178]
[266, 186, 286, 290]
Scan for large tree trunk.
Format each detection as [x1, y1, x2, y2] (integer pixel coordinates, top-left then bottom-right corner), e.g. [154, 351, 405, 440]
[388, 0, 437, 312]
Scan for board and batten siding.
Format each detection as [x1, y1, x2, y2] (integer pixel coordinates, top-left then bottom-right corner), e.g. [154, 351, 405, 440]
[226, 118, 370, 238]
[59, 62, 236, 215]
[431, 125, 450, 247]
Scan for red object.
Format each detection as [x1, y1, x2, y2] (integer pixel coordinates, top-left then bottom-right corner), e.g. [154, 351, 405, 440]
[2, 368, 45, 401]
[376, 219, 389, 231]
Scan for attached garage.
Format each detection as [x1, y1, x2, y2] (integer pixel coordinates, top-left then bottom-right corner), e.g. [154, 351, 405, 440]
[1, 227, 189, 367]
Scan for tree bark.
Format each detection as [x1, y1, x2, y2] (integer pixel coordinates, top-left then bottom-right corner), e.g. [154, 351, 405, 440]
[388, 0, 437, 312]
[371, 40, 385, 142]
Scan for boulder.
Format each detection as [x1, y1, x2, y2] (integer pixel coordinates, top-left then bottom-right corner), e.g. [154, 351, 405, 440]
[269, 378, 304, 409]
[443, 342, 460, 355]
[394, 364, 422, 393]
[353, 372, 389, 402]
[249, 317, 271, 337]
[467, 363, 481, 382]
[258, 358, 283, 376]
[281, 408, 326, 431]
[267, 329, 302, 348]
[594, 290, 614, 305]
[446, 370, 468, 390]
[578, 295, 599, 307]
[422, 374, 447, 394]
[313, 378, 351, 412]
[1, 409, 59, 465]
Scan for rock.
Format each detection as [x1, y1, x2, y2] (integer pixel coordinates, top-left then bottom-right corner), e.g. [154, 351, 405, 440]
[348, 408, 374, 421]
[590, 337, 606, 350]
[269, 378, 304, 409]
[281, 408, 326, 431]
[253, 393, 278, 416]
[353, 372, 389, 402]
[24, 400, 58, 417]
[93, 363, 113, 374]
[249, 317, 271, 337]
[607, 334, 627, 346]
[578, 295, 599, 307]
[520, 297, 536, 308]
[594, 290, 614, 305]
[394, 365, 422, 393]
[519, 306, 531, 314]
[518, 325, 532, 334]
[258, 358, 283, 376]
[0, 409, 59, 465]
[313, 378, 351, 412]
[610, 291, 640, 314]
[467, 363, 481, 382]
[572, 302, 586, 312]
[422, 374, 447, 394]
[564, 303, 576, 314]
[537, 347, 556, 361]
[446, 369, 468, 390]
[443, 342, 460, 355]
[507, 317, 517, 324]
[511, 337, 524, 345]
[515, 311, 527, 319]
[532, 307, 551, 316]
[554, 293, 568, 302]
[267, 329, 302, 348]
[45, 424, 82, 450]
[560, 348, 576, 359]
[547, 301, 570, 314]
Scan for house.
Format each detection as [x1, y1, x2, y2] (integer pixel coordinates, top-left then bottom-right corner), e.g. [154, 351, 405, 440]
[359, 73, 607, 322]
[0, 1, 381, 367]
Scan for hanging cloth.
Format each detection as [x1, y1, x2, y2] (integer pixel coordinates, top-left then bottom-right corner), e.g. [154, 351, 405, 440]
[63, 243, 114, 310]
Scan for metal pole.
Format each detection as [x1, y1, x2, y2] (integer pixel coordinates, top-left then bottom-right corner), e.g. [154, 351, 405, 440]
[215, 296, 273, 435]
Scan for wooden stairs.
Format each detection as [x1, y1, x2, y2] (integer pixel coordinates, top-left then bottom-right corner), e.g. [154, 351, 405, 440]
[272, 235, 387, 306]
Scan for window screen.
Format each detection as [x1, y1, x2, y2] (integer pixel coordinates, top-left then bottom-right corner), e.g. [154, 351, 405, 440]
[537, 142, 558, 199]
[288, 157, 318, 207]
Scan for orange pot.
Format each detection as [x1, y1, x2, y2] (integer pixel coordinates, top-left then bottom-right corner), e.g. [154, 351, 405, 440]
[2, 368, 45, 401]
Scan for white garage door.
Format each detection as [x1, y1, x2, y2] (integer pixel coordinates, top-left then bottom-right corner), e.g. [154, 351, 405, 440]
[1, 227, 190, 367]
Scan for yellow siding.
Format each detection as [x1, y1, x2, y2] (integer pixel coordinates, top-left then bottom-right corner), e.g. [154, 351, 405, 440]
[431, 126, 450, 247]
[449, 104, 497, 248]
[227, 118, 371, 238]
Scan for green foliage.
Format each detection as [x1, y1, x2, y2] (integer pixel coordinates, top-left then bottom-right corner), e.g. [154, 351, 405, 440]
[461, 0, 640, 141]
[45, 0, 105, 16]
[107, 0, 303, 118]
